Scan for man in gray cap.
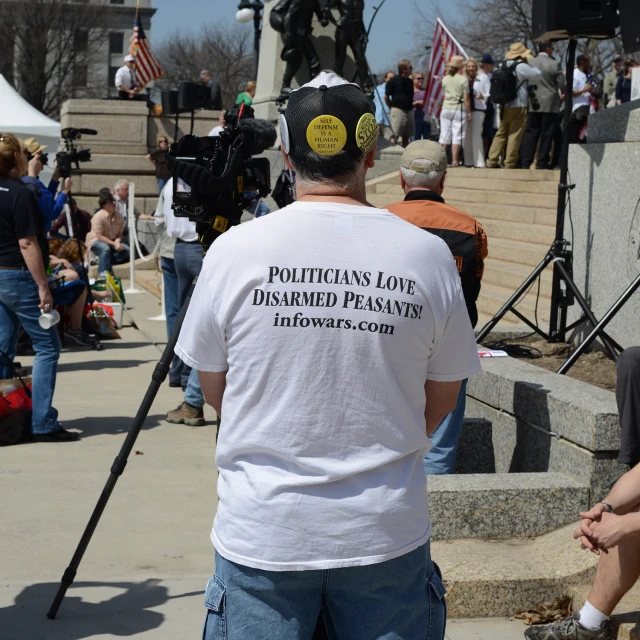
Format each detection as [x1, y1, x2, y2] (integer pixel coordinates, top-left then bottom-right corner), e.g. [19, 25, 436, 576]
[388, 140, 487, 475]
[176, 72, 480, 638]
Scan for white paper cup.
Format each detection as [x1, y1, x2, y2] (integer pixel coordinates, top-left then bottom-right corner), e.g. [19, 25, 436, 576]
[39, 309, 61, 330]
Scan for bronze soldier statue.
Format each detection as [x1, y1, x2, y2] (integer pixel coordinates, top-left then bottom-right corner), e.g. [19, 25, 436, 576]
[271, 0, 330, 95]
[325, 0, 371, 89]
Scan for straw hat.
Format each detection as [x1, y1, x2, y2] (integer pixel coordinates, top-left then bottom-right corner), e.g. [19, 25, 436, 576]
[448, 56, 465, 69]
[23, 137, 47, 155]
[506, 42, 532, 60]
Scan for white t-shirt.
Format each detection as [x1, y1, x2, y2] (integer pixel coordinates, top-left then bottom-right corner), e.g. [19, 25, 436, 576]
[573, 68, 591, 111]
[208, 126, 224, 137]
[176, 200, 481, 572]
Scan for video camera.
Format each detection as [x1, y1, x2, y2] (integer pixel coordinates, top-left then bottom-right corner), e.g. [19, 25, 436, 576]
[167, 103, 276, 250]
[56, 127, 96, 178]
[28, 151, 49, 166]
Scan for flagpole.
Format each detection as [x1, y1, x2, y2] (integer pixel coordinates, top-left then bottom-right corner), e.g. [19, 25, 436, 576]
[436, 17, 467, 58]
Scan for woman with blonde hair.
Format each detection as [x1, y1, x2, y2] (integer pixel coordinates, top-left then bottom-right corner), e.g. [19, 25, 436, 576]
[236, 81, 257, 106]
[0, 133, 77, 442]
[463, 57, 491, 167]
[439, 56, 471, 166]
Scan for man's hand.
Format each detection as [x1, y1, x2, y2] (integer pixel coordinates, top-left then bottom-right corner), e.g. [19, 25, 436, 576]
[580, 503, 607, 523]
[38, 285, 54, 311]
[62, 177, 72, 194]
[28, 154, 42, 178]
[466, 112, 472, 122]
[114, 239, 124, 252]
[584, 83, 593, 93]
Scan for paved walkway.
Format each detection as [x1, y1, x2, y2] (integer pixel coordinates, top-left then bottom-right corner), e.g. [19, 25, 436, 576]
[0, 288, 528, 639]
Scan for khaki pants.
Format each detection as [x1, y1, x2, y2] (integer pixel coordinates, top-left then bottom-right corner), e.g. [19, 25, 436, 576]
[487, 107, 528, 169]
[390, 107, 415, 146]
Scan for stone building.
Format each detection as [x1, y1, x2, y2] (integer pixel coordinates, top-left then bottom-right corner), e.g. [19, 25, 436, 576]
[0, 0, 156, 105]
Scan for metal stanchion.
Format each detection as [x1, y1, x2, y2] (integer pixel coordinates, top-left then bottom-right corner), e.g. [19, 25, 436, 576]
[124, 182, 146, 295]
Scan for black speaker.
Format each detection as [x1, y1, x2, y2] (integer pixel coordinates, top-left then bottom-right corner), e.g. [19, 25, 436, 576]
[619, 0, 640, 52]
[178, 82, 211, 112]
[532, 0, 618, 41]
[161, 90, 178, 116]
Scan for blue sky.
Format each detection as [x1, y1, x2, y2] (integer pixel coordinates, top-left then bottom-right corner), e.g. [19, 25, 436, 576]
[150, 0, 421, 71]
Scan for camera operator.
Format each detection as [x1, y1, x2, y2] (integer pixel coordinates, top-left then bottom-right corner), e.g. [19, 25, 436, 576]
[486, 42, 541, 169]
[0, 134, 78, 442]
[520, 41, 566, 171]
[176, 72, 480, 638]
[21, 138, 71, 232]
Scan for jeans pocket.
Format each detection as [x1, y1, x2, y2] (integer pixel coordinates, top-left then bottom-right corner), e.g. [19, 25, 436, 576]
[202, 575, 226, 640]
[427, 562, 447, 640]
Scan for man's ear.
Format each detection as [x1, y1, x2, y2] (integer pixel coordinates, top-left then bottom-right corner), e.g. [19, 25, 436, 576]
[282, 148, 295, 171]
[365, 146, 376, 170]
[440, 171, 447, 191]
[399, 169, 406, 191]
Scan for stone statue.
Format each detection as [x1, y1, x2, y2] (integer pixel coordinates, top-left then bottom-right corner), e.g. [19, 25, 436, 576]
[270, 0, 330, 95]
[325, 0, 370, 89]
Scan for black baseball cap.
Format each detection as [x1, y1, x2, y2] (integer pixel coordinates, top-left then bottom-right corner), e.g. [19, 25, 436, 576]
[280, 71, 377, 164]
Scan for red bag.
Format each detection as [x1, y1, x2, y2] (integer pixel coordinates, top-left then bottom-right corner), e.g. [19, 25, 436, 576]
[0, 351, 33, 446]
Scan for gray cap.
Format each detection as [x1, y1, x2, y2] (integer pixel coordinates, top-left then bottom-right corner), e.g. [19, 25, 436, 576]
[401, 140, 447, 173]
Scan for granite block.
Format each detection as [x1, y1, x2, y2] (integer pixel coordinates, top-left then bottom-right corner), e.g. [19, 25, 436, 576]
[465, 397, 627, 499]
[587, 101, 640, 143]
[434, 523, 598, 618]
[467, 357, 620, 451]
[428, 472, 589, 540]
[566, 141, 640, 349]
[456, 419, 496, 474]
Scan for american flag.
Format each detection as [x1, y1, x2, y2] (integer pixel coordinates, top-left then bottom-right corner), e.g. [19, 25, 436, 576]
[128, 9, 164, 89]
[424, 18, 468, 117]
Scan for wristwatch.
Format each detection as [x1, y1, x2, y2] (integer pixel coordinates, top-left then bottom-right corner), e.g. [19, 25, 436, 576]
[600, 501, 614, 513]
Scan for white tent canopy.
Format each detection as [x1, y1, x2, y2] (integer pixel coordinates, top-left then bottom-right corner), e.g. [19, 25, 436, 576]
[0, 74, 60, 181]
[0, 74, 60, 138]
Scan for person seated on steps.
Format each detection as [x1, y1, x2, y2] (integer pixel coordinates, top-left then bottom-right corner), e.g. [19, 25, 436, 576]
[524, 463, 640, 640]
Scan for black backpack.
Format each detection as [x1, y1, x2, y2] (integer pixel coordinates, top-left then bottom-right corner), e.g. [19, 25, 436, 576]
[489, 61, 523, 105]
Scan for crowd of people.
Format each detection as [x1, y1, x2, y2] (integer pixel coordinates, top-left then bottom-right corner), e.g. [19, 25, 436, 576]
[376, 45, 637, 170]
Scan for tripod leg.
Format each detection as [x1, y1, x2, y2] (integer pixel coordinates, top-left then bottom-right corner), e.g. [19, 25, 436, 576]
[554, 261, 619, 362]
[557, 273, 640, 375]
[476, 251, 554, 344]
[47, 278, 198, 620]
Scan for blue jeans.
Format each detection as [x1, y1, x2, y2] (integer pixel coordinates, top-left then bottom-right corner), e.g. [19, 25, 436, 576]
[203, 542, 446, 640]
[424, 379, 468, 475]
[0, 269, 61, 434]
[92, 240, 130, 275]
[161, 257, 182, 384]
[174, 241, 204, 403]
[414, 114, 432, 141]
[157, 178, 169, 196]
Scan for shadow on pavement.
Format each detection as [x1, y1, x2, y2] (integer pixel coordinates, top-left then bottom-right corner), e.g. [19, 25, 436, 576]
[62, 414, 167, 438]
[0, 579, 195, 639]
[57, 359, 151, 373]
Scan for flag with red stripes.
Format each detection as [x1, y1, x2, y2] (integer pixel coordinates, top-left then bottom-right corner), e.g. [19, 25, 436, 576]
[424, 18, 468, 117]
[129, 10, 164, 89]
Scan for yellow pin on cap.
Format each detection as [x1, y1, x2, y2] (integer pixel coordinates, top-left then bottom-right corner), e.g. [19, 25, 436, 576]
[306, 115, 347, 156]
[355, 113, 378, 154]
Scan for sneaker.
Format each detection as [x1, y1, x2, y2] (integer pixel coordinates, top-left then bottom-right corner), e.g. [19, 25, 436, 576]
[65, 328, 98, 347]
[33, 428, 80, 443]
[524, 613, 612, 640]
[166, 402, 205, 426]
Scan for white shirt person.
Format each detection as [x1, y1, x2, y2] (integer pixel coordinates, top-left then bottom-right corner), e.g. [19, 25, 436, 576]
[115, 55, 140, 99]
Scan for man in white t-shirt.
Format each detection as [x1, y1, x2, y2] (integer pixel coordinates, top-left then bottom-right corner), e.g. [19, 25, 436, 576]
[568, 54, 594, 145]
[176, 71, 481, 639]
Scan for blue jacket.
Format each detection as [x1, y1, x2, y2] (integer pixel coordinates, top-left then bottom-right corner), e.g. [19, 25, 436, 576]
[22, 176, 68, 232]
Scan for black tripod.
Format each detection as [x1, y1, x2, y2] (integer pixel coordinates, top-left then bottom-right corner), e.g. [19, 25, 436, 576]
[476, 39, 622, 369]
[47, 279, 197, 619]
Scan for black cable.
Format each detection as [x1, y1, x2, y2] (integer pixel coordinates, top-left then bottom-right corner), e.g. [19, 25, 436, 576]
[483, 340, 544, 359]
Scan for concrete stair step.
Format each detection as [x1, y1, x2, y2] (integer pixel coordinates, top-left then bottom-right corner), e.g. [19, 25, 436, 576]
[435, 522, 598, 618]
[447, 201, 558, 227]
[428, 472, 589, 540]
[483, 260, 553, 295]
[482, 218, 555, 245]
[477, 282, 551, 325]
[488, 237, 550, 267]
[445, 174, 559, 194]
[447, 166, 561, 182]
[569, 583, 640, 640]
[449, 188, 558, 210]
